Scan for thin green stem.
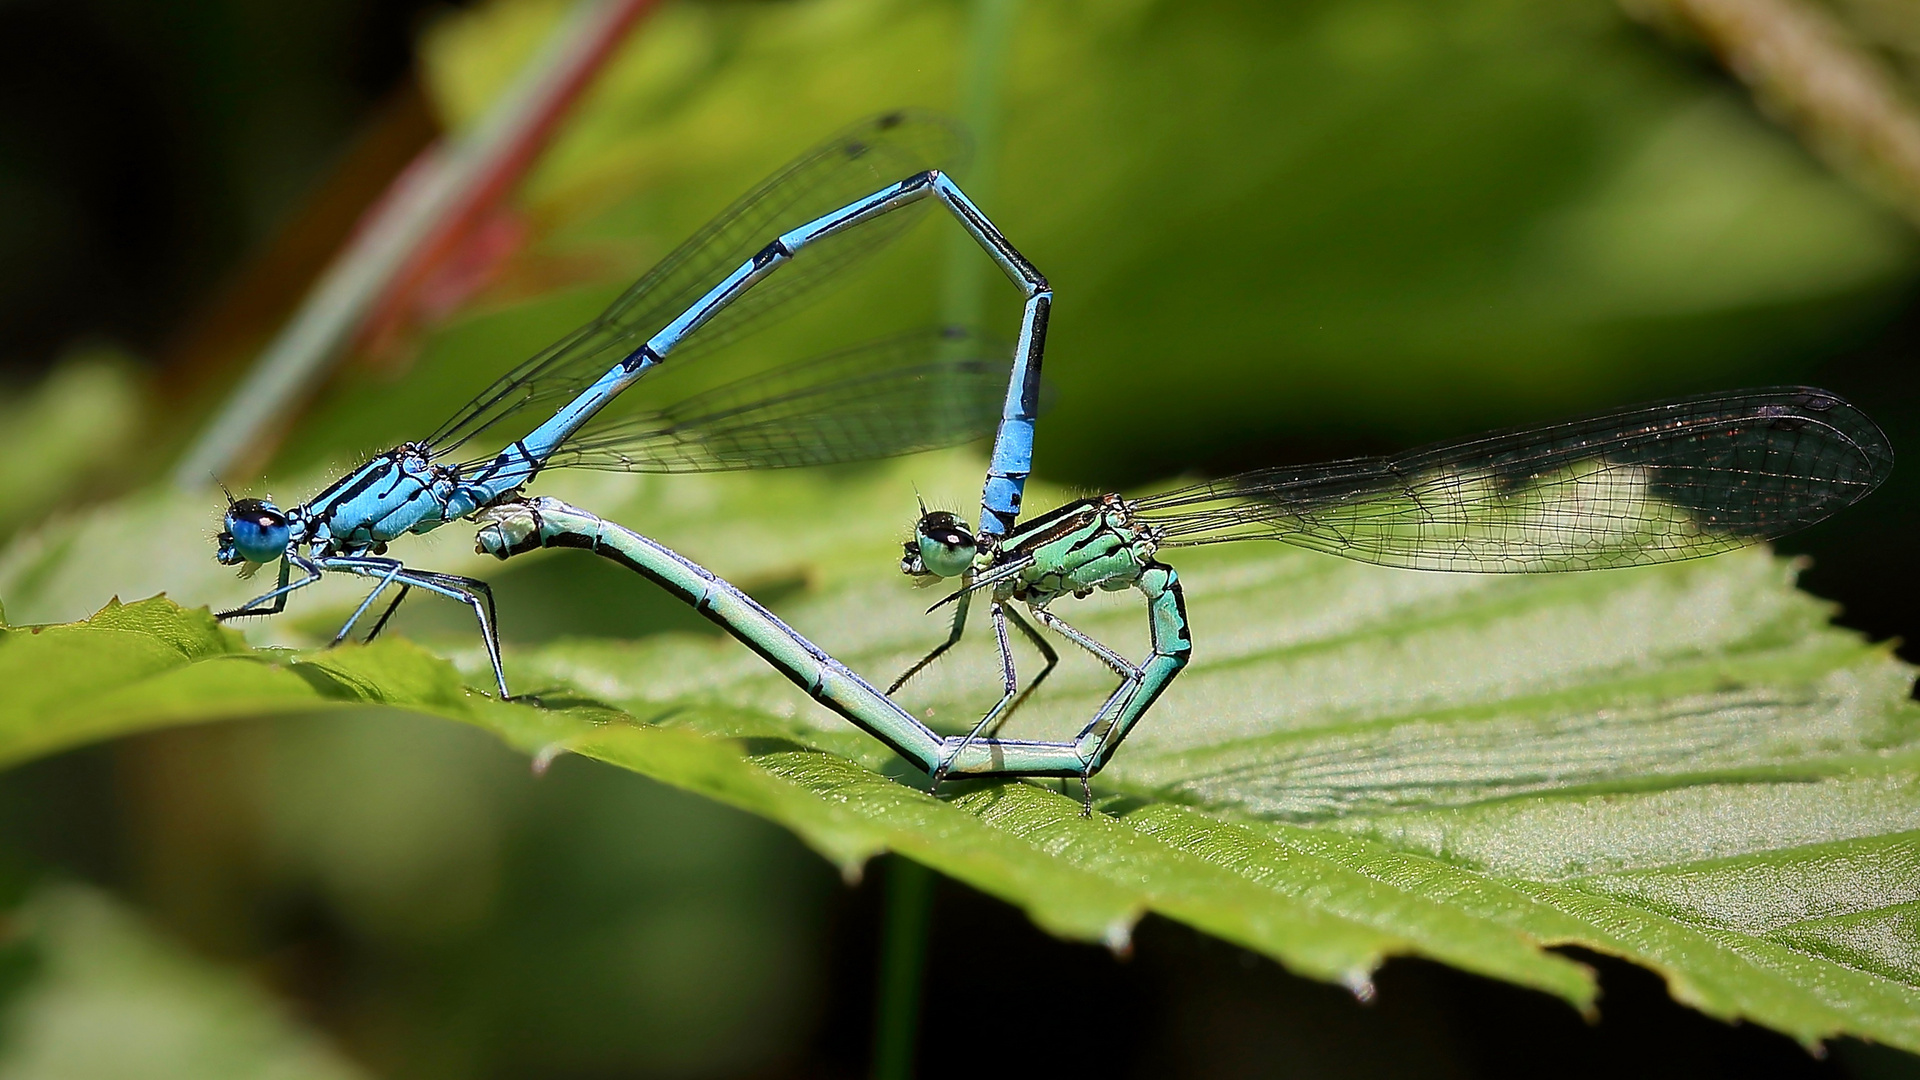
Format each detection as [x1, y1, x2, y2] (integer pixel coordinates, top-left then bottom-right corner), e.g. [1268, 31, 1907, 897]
[940, 0, 1023, 332]
[870, 856, 936, 1080]
[873, 5, 1023, 1077]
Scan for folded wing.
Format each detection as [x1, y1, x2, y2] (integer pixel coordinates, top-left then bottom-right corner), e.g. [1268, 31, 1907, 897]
[527, 327, 1011, 474]
[1138, 388, 1893, 572]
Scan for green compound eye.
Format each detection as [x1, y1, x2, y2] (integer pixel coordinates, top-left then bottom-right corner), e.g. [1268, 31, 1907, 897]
[914, 511, 977, 578]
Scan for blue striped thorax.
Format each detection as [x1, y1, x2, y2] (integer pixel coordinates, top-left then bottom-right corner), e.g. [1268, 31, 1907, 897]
[298, 444, 464, 552]
[218, 442, 500, 567]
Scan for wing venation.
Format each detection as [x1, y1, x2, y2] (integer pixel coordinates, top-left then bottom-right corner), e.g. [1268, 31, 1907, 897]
[1137, 388, 1893, 572]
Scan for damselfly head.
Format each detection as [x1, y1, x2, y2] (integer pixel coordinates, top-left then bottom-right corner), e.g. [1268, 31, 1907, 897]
[217, 499, 291, 566]
[901, 510, 976, 580]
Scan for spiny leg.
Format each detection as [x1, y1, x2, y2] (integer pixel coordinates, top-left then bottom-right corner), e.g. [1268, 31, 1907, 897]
[888, 587, 972, 693]
[381, 566, 501, 640]
[323, 559, 513, 700]
[932, 601, 1020, 787]
[1029, 606, 1139, 681]
[403, 569, 511, 699]
[360, 585, 413, 644]
[1071, 565, 1193, 810]
[989, 605, 1058, 732]
[1029, 606, 1144, 816]
[413, 570, 501, 650]
[216, 556, 321, 620]
[890, 591, 1056, 728]
[332, 560, 407, 646]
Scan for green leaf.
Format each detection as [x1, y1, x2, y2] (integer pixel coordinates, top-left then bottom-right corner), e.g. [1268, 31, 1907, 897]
[1, 455, 1914, 1052]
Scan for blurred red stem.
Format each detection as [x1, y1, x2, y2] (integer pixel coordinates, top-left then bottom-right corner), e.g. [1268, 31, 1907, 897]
[358, 0, 661, 355]
[1622, 0, 1920, 229]
[174, 0, 659, 487]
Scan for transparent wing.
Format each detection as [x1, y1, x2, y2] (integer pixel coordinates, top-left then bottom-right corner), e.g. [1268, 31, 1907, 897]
[426, 111, 969, 458]
[1137, 387, 1892, 572]
[522, 327, 1011, 474]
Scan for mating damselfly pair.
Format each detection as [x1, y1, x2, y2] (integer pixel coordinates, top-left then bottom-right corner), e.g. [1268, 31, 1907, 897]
[211, 112, 1894, 800]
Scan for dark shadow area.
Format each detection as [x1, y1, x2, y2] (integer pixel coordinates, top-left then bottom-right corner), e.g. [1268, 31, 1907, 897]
[0, 0, 465, 381]
[0, 744, 125, 899]
[1787, 285, 1920, 666]
[817, 857, 1918, 1079]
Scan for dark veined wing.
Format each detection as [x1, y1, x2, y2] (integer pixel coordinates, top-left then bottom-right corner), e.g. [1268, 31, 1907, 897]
[520, 327, 1012, 474]
[426, 111, 969, 458]
[1136, 387, 1892, 572]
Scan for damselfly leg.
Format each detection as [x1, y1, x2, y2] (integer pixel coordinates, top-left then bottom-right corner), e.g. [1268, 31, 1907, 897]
[1066, 563, 1190, 783]
[217, 556, 323, 620]
[932, 601, 1019, 785]
[316, 556, 510, 698]
[332, 561, 409, 645]
[887, 589, 971, 694]
[1001, 605, 1059, 719]
[360, 585, 413, 644]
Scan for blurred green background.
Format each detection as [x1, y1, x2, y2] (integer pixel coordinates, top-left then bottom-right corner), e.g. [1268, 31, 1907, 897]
[2, 0, 1920, 1076]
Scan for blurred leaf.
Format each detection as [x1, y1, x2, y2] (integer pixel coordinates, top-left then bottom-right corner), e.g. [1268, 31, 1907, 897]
[0, 884, 367, 1080]
[0, 454, 1915, 1053]
[0, 349, 142, 539]
[270, 0, 1920, 489]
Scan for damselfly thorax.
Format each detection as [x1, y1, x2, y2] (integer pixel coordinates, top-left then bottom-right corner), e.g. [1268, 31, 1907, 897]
[293, 443, 477, 554]
[985, 494, 1166, 606]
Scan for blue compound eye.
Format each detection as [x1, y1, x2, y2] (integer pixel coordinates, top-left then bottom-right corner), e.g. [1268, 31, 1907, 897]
[220, 499, 291, 565]
[913, 512, 977, 578]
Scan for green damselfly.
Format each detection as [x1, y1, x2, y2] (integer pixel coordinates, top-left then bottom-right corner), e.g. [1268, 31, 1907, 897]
[897, 387, 1892, 807]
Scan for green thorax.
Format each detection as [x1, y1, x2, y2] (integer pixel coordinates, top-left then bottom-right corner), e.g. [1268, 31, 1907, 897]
[990, 493, 1158, 605]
